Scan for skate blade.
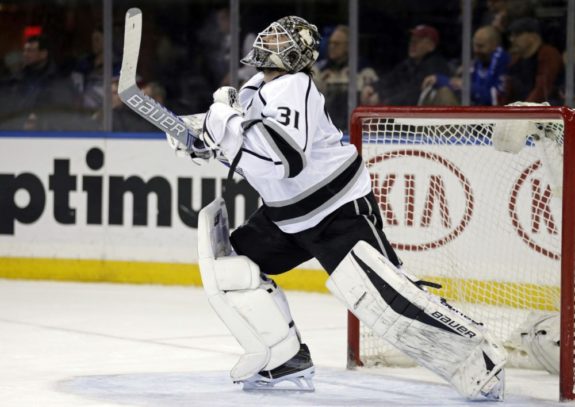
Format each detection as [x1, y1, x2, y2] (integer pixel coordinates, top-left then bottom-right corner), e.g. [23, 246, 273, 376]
[239, 367, 315, 392]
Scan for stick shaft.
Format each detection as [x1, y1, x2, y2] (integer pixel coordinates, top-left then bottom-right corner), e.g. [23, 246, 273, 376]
[118, 8, 197, 149]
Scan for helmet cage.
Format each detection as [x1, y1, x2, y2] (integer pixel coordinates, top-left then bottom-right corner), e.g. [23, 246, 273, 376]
[241, 16, 319, 73]
[253, 22, 297, 55]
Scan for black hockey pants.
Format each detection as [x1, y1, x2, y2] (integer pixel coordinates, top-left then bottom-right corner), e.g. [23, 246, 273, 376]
[230, 192, 400, 275]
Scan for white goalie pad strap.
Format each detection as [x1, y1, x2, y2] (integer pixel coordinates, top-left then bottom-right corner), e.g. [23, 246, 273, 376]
[212, 256, 261, 292]
[326, 241, 507, 400]
[197, 199, 300, 381]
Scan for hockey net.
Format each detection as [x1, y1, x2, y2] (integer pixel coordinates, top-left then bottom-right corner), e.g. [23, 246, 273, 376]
[348, 106, 575, 401]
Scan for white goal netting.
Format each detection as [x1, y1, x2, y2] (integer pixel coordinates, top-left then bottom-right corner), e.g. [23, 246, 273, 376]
[352, 112, 566, 370]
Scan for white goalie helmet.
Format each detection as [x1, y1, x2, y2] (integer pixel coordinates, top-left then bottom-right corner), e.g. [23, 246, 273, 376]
[241, 16, 320, 73]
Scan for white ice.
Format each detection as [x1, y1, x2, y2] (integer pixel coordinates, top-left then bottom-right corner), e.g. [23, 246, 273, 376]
[0, 279, 564, 406]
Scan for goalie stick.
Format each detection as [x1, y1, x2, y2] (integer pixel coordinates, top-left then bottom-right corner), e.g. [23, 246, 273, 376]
[118, 8, 240, 184]
[118, 8, 202, 152]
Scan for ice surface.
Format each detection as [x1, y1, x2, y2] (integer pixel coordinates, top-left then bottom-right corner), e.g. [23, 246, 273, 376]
[0, 279, 563, 406]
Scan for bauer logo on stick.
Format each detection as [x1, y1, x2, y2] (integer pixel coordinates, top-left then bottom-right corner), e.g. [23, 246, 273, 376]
[125, 93, 187, 137]
[118, 8, 195, 150]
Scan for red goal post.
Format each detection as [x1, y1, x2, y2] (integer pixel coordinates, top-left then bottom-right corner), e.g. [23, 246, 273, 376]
[348, 105, 575, 401]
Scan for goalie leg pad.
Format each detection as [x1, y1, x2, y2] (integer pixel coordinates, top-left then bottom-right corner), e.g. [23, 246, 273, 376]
[223, 277, 301, 374]
[327, 241, 507, 400]
[198, 199, 300, 381]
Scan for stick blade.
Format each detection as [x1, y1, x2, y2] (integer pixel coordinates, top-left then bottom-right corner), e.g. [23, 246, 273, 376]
[118, 8, 142, 94]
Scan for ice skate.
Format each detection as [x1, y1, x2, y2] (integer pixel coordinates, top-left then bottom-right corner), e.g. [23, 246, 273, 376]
[239, 344, 315, 392]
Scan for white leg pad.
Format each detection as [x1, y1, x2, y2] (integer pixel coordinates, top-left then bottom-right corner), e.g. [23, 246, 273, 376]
[327, 241, 507, 400]
[198, 199, 300, 381]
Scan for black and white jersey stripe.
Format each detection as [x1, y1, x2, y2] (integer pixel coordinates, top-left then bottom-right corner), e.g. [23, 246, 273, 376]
[264, 154, 363, 225]
[249, 119, 306, 178]
[237, 71, 371, 233]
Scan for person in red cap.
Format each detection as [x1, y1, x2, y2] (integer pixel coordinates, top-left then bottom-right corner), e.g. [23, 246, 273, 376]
[361, 24, 450, 106]
[409, 25, 440, 58]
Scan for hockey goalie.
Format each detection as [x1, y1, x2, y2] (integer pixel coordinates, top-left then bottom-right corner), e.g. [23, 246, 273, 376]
[165, 15, 507, 400]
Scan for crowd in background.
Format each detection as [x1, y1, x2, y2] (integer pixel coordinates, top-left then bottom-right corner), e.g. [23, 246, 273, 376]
[0, 0, 571, 133]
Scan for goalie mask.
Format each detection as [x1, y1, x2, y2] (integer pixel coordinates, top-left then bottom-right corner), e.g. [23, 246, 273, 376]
[241, 16, 320, 73]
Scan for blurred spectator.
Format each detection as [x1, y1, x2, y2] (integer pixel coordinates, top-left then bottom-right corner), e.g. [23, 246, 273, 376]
[71, 27, 105, 114]
[422, 25, 510, 105]
[143, 81, 167, 106]
[0, 51, 22, 80]
[505, 0, 536, 27]
[481, 0, 537, 33]
[197, 7, 231, 88]
[238, 32, 258, 86]
[190, 7, 257, 109]
[361, 25, 450, 106]
[558, 50, 573, 106]
[481, 0, 509, 33]
[313, 25, 378, 130]
[150, 29, 190, 112]
[505, 17, 563, 104]
[0, 34, 80, 130]
[111, 80, 165, 132]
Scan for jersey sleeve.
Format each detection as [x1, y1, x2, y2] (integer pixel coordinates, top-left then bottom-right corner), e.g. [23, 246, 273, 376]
[239, 72, 264, 111]
[239, 74, 316, 179]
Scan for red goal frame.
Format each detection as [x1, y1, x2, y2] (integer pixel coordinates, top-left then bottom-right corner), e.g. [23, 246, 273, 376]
[348, 105, 575, 401]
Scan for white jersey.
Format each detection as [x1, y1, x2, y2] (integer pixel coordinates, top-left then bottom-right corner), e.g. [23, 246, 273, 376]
[222, 72, 371, 233]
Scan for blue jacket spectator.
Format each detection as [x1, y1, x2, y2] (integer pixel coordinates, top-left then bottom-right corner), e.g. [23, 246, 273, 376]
[422, 26, 509, 105]
[470, 45, 509, 105]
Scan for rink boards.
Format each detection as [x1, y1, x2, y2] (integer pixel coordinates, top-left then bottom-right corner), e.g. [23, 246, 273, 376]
[0, 132, 560, 298]
[0, 132, 325, 291]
